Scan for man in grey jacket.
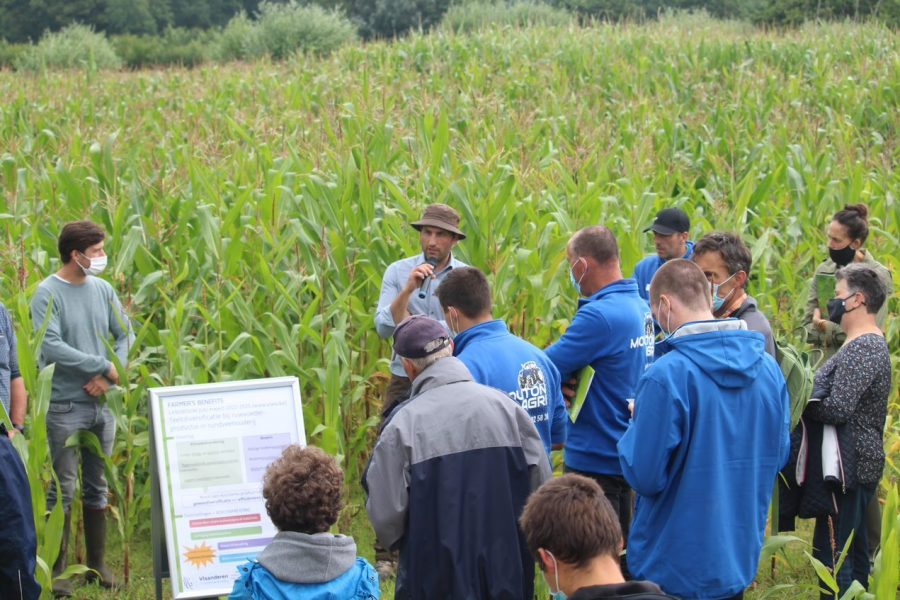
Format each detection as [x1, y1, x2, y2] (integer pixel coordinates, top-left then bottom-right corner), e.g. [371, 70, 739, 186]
[365, 315, 551, 599]
[30, 220, 134, 596]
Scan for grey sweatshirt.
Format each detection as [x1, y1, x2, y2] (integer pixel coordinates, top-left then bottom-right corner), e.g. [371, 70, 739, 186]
[30, 274, 134, 403]
[257, 531, 357, 583]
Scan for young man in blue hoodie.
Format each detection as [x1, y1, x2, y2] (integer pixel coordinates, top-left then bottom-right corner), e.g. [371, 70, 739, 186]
[618, 259, 790, 600]
[545, 226, 654, 573]
[435, 266, 567, 457]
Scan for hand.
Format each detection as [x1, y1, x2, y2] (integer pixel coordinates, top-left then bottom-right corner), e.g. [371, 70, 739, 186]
[106, 363, 120, 385]
[84, 375, 111, 397]
[561, 377, 577, 408]
[6, 427, 16, 439]
[812, 308, 827, 332]
[628, 400, 635, 418]
[404, 262, 435, 292]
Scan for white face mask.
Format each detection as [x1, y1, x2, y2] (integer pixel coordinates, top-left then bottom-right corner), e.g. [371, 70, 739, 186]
[78, 252, 107, 276]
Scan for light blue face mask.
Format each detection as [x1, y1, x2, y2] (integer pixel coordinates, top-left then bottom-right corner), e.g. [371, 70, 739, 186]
[655, 296, 673, 341]
[447, 307, 461, 338]
[542, 550, 567, 600]
[711, 272, 738, 312]
[569, 257, 586, 296]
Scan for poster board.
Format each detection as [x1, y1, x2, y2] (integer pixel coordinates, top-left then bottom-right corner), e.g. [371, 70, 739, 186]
[149, 377, 305, 599]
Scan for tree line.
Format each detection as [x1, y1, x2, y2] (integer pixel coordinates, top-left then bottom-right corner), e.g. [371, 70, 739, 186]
[1, 0, 898, 43]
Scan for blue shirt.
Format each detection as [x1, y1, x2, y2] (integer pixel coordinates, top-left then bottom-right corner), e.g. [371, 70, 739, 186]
[375, 254, 467, 376]
[453, 319, 567, 456]
[618, 320, 790, 599]
[632, 241, 695, 303]
[545, 279, 653, 476]
[0, 303, 21, 418]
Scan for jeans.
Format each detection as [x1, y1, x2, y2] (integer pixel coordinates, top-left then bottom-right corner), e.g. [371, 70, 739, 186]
[564, 467, 633, 577]
[812, 485, 875, 598]
[46, 401, 116, 511]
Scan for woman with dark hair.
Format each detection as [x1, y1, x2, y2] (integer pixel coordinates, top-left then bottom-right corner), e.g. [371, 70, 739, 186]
[802, 264, 891, 597]
[803, 204, 893, 365]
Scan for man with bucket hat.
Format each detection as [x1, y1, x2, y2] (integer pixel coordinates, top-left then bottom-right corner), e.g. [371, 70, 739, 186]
[632, 207, 694, 303]
[374, 204, 467, 414]
[364, 315, 550, 599]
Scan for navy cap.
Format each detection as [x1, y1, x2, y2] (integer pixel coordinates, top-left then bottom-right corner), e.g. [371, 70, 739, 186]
[393, 315, 451, 359]
[643, 207, 690, 235]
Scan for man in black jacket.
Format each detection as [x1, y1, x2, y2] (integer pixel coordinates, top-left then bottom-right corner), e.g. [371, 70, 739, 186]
[519, 474, 674, 600]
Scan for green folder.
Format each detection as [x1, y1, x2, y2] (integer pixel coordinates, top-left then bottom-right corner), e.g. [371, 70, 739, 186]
[569, 365, 594, 423]
[816, 272, 835, 318]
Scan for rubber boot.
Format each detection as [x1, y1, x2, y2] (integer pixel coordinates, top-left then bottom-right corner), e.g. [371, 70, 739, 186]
[51, 511, 73, 597]
[83, 507, 118, 589]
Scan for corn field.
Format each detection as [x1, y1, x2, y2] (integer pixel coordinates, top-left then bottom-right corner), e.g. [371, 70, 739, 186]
[0, 14, 898, 599]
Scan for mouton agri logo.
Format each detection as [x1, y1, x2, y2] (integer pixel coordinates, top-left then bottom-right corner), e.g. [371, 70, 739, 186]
[510, 361, 548, 410]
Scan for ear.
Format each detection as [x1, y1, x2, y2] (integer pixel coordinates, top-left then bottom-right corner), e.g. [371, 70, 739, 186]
[734, 270, 748, 289]
[850, 238, 862, 250]
[536, 548, 554, 573]
[400, 357, 417, 380]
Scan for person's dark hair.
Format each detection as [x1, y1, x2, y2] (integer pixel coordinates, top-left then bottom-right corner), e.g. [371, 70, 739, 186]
[570, 226, 619, 266]
[836, 264, 886, 315]
[263, 445, 343, 534]
[58, 221, 105, 263]
[650, 259, 710, 311]
[435, 267, 492, 319]
[693, 232, 752, 289]
[519, 474, 621, 570]
[832, 204, 869, 244]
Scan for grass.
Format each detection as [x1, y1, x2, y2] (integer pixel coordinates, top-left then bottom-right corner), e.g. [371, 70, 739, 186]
[0, 15, 897, 600]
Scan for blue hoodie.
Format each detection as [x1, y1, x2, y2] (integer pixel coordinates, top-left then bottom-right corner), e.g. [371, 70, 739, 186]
[618, 320, 790, 600]
[453, 320, 567, 456]
[545, 279, 654, 476]
[632, 241, 695, 303]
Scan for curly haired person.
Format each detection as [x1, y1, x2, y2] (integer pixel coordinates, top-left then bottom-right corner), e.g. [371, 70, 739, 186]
[229, 445, 379, 599]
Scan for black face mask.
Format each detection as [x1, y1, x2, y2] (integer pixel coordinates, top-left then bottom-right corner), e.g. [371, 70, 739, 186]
[829, 244, 856, 267]
[826, 294, 863, 325]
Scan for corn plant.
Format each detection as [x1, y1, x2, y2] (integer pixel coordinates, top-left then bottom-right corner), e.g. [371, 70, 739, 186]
[0, 18, 898, 599]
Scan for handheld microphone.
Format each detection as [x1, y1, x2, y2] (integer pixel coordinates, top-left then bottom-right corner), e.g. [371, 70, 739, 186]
[418, 257, 439, 299]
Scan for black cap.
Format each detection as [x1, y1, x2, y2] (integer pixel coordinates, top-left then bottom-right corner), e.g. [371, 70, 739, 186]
[393, 315, 451, 359]
[643, 208, 690, 235]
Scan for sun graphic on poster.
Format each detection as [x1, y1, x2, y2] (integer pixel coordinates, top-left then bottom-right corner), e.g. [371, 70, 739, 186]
[183, 542, 216, 568]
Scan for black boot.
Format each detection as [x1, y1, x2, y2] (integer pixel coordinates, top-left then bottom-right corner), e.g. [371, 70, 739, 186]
[51, 511, 73, 598]
[83, 507, 118, 589]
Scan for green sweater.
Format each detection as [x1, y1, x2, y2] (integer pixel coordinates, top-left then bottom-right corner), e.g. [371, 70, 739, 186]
[802, 251, 892, 364]
[30, 275, 134, 403]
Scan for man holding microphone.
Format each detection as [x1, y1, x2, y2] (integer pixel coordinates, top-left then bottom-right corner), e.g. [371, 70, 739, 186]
[375, 204, 467, 416]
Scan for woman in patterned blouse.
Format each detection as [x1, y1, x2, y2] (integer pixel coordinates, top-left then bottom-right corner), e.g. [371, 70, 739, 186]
[803, 263, 891, 597]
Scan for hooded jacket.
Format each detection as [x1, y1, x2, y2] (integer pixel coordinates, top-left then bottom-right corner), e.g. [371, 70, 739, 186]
[228, 531, 379, 600]
[364, 356, 552, 600]
[618, 320, 790, 600]
[453, 319, 567, 456]
[545, 279, 653, 476]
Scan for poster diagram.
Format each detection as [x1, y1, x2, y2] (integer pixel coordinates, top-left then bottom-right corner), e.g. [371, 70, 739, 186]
[150, 377, 305, 599]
